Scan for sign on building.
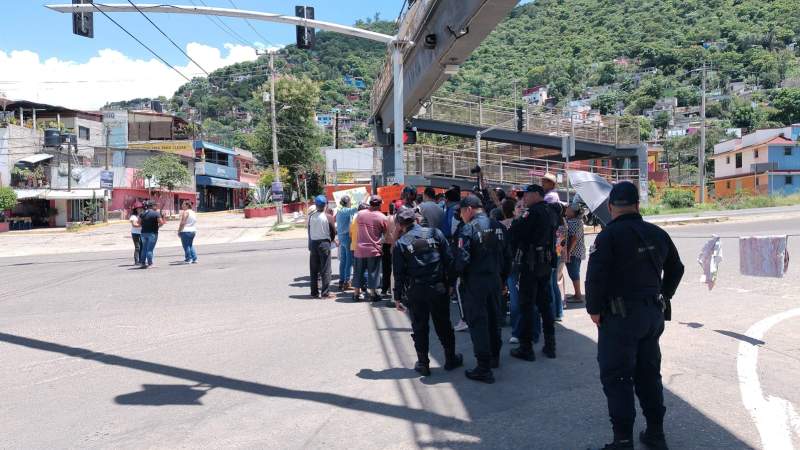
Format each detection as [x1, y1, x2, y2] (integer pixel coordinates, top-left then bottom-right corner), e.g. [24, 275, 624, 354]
[128, 140, 194, 158]
[100, 170, 114, 189]
[102, 110, 128, 148]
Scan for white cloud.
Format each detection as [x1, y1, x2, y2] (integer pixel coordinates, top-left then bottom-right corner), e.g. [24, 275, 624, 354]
[0, 43, 260, 110]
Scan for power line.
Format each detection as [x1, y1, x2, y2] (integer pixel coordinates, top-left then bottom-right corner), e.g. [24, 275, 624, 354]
[189, 0, 252, 47]
[91, 3, 191, 82]
[226, 0, 277, 48]
[126, 0, 210, 76]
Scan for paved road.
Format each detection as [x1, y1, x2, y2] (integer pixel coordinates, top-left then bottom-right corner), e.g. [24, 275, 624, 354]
[1, 217, 798, 449]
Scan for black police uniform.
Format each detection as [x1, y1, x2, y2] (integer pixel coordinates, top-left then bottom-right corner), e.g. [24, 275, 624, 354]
[453, 209, 511, 382]
[393, 222, 462, 375]
[586, 210, 684, 448]
[510, 199, 558, 359]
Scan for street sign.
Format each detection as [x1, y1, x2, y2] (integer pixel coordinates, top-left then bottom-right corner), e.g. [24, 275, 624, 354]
[72, 0, 94, 38]
[561, 134, 576, 158]
[100, 170, 114, 189]
[271, 181, 284, 202]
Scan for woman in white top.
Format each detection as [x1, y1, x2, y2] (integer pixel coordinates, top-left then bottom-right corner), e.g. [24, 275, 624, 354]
[177, 201, 198, 263]
[130, 207, 143, 265]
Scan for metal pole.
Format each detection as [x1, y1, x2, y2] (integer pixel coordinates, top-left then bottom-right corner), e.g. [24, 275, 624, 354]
[699, 64, 707, 203]
[476, 131, 482, 167]
[269, 51, 284, 224]
[500, 157, 504, 183]
[67, 140, 72, 191]
[391, 43, 405, 184]
[452, 152, 456, 178]
[104, 125, 110, 223]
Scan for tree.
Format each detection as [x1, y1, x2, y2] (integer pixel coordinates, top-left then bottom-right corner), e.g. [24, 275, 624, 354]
[0, 186, 18, 220]
[768, 88, 800, 125]
[248, 77, 323, 171]
[728, 99, 765, 130]
[653, 111, 672, 139]
[137, 154, 192, 192]
[592, 92, 620, 115]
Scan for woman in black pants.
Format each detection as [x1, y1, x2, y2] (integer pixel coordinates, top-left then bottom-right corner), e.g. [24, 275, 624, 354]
[129, 206, 142, 265]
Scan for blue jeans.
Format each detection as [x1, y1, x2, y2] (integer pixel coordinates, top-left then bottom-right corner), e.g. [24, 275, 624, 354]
[139, 232, 158, 265]
[509, 271, 540, 342]
[551, 267, 563, 319]
[179, 231, 197, 262]
[338, 235, 353, 283]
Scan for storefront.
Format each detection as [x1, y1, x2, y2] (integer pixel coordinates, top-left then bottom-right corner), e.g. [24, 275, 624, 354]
[196, 175, 249, 211]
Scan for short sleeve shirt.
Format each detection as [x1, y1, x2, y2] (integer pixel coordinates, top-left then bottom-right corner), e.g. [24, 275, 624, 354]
[567, 218, 586, 260]
[140, 210, 162, 234]
[355, 210, 387, 258]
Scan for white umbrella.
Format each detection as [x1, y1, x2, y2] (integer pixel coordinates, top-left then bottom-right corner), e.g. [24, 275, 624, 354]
[567, 170, 613, 225]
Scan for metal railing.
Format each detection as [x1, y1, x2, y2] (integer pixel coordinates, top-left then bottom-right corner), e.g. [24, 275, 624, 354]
[404, 144, 640, 186]
[416, 96, 641, 146]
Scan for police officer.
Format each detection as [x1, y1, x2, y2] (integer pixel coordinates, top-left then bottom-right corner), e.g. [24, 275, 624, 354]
[452, 194, 511, 383]
[586, 181, 684, 450]
[510, 184, 559, 361]
[393, 208, 463, 376]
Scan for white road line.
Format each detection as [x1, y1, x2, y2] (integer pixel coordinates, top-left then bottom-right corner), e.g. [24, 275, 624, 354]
[737, 307, 800, 450]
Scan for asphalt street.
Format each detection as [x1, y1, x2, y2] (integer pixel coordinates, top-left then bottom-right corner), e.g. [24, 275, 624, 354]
[1, 216, 798, 449]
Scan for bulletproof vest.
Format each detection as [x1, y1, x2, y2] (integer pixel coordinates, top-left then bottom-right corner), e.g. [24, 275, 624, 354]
[468, 217, 503, 274]
[526, 203, 556, 276]
[403, 227, 443, 284]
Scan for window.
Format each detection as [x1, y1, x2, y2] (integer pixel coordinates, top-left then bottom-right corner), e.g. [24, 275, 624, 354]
[754, 149, 759, 158]
[726, 181, 731, 189]
[735, 153, 743, 168]
[756, 177, 760, 186]
[78, 126, 90, 140]
[726, 156, 730, 164]
[785, 147, 793, 156]
[787, 176, 794, 185]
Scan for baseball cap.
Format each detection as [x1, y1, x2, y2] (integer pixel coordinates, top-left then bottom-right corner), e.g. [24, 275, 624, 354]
[396, 208, 417, 225]
[314, 195, 327, 207]
[524, 184, 545, 195]
[369, 195, 383, 206]
[459, 194, 482, 209]
[608, 181, 640, 206]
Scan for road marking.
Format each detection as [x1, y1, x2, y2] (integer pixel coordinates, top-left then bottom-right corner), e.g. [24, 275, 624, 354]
[737, 307, 800, 450]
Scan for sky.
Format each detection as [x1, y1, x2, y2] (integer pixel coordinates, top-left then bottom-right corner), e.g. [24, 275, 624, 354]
[0, 1, 404, 110]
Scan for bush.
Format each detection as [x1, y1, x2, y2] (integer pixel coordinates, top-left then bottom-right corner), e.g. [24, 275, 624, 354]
[661, 189, 695, 209]
[0, 186, 18, 220]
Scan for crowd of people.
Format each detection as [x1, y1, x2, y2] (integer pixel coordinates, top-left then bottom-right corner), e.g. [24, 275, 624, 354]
[129, 200, 199, 269]
[307, 174, 685, 450]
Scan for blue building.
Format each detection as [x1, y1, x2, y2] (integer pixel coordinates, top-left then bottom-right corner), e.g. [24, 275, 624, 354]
[194, 141, 250, 211]
[712, 125, 800, 197]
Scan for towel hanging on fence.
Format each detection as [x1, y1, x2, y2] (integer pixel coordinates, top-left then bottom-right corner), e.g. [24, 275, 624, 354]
[697, 235, 722, 290]
[739, 236, 790, 278]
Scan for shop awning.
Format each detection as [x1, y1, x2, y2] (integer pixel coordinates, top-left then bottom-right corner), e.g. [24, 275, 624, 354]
[196, 175, 249, 189]
[41, 189, 107, 200]
[17, 154, 54, 165]
[13, 189, 48, 200]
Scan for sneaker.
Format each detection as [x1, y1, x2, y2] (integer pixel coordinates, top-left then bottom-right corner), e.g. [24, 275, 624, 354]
[510, 347, 536, 361]
[555, 316, 563, 322]
[371, 293, 382, 303]
[191, 260, 197, 264]
[321, 293, 334, 299]
[443, 353, 463, 371]
[454, 320, 469, 332]
[352, 293, 362, 302]
[567, 295, 584, 303]
[509, 337, 519, 344]
[414, 361, 431, 377]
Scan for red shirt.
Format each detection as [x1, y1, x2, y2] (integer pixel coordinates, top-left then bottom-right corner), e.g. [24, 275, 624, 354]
[354, 209, 387, 258]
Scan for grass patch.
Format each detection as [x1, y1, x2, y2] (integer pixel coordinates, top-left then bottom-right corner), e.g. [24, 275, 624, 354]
[644, 193, 800, 216]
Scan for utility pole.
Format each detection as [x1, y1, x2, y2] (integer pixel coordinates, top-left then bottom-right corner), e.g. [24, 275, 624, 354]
[104, 125, 110, 223]
[334, 111, 340, 149]
[699, 64, 707, 203]
[268, 50, 283, 224]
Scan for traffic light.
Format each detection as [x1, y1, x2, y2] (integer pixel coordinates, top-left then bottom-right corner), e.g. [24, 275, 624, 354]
[295, 6, 315, 49]
[72, 0, 94, 38]
[516, 107, 524, 132]
[403, 130, 417, 145]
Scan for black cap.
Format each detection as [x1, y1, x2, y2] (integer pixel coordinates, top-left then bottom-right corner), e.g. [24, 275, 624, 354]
[445, 188, 460, 202]
[396, 208, 417, 225]
[609, 181, 640, 206]
[460, 194, 482, 209]
[524, 184, 545, 195]
[369, 195, 383, 207]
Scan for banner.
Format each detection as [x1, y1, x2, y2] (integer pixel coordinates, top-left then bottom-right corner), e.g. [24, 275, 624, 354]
[332, 187, 368, 210]
[128, 140, 194, 158]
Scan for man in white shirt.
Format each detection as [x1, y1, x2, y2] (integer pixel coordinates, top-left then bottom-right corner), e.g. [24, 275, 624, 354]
[308, 195, 337, 298]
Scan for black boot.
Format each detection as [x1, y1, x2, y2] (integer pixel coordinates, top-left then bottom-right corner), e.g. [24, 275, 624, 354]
[543, 333, 556, 359]
[414, 351, 431, 376]
[490, 355, 500, 369]
[639, 430, 668, 450]
[465, 359, 494, 384]
[510, 343, 536, 361]
[444, 353, 463, 371]
[587, 439, 634, 450]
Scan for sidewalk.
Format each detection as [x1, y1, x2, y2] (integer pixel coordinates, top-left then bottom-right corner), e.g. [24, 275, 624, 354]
[0, 212, 286, 258]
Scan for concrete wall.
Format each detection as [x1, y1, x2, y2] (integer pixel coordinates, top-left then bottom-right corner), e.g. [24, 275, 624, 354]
[0, 124, 44, 167]
[714, 145, 766, 179]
